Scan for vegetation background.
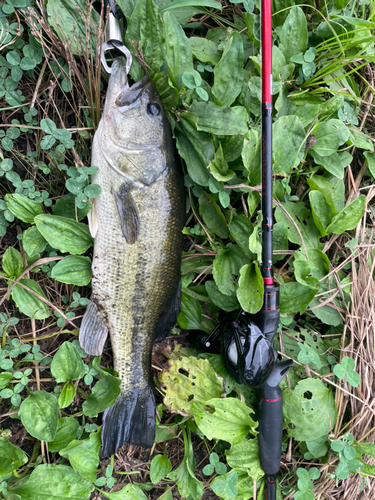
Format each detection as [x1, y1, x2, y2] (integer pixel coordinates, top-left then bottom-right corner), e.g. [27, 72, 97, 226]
[0, 0, 375, 498]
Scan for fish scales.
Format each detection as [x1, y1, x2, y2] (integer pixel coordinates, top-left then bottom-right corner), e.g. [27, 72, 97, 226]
[80, 59, 184, 457]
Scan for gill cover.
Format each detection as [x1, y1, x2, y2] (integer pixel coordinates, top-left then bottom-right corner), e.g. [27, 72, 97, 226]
[223, 311, 274, 388]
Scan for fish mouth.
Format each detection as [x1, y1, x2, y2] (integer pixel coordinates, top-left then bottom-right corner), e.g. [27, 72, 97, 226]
[115, 75, 153, 107]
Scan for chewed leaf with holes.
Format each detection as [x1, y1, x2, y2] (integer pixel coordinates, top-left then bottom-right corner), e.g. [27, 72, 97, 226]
[283, 378, 336, 441]
[192, 398, 258, 445]
[280, 328, 330, 372]
[159, 356, 225, 416]
[274, 202, 320, 249]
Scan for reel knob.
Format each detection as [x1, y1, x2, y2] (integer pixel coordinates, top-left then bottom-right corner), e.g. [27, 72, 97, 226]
[223, 314, 274, 389]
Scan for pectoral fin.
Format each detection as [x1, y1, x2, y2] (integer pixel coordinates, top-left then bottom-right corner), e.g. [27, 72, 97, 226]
[113, 183, 139, 245]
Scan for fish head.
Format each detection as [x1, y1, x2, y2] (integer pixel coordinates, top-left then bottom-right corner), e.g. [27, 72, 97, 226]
[99, 58, 172, 186]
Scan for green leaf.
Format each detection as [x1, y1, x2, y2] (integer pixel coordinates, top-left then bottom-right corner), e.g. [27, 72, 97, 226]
[279, 7, 308, 62]
[51, 255, 92, 286]
[150, 455, 172, 484]
[326, 195, 366, 235]
[336, 462, 349, 480]
[341, 356, 355, 372]
[58, 381, 76, 409]
[0, 372, 13, 390]
[11, 279, 50, 320]
[153, 72, 179, 109]
[347, 126, 374, 151]
[51, 342, 86, 383]
[312, 119, 350, 157]
[236, 263, 264, 314]
[164, 12, 193, 90]
[228, 214, 254, 258]
[213, 244, 248, 296]
[167, 426, 203, 500]
[283, 378, 336, 441]
[210, 470, 238, 499]
[160, 0, 222, 11]
[280, 282, 317, 314]
[6, 51, 20, 66]
[309, 190, 331, 237]
[83, 184, 101, 198]
[23, 226, 47, 257]
[306, 436, 329, 459]
[273, 115, 305, 175]
[193, 398, 257, 445]
[198, 191, 229, 238]
[59, 429, 101, 480]
[275, 202, 320, 249]
[364, 151, 375, 178]
[208, 144, 235, 182]
[82, 374, 121, 418]
[174, 113, 213, 186]
[52, 194, 92, 221]
[205, 281, 240, 312]
[19, 391, 58, 442]
[309, 150, 352, 179]
[2, 247, 23, 279]
[203, 464, 215, 476]
[48, 417, 80, 452]
[178, 292, 209, 331]
[5, 193, 43, 223]
[40, 134, 57, 150]
[189, 37, 221, 65]
[40, 118, 57, 134]
[46, 0, 100, 55]
[242, 129, 260, 184]
[0, 437, 28, 475]
[127, 0, 164, 77]
[34, 214, 93, 255]
[101, 484, 147, 500]
[159, 356, 224, 416]
[225, 439, 264, 479]
[191, 101, 249, 136]
[212, 31, 243, 107]
[8, 464, 93, 499]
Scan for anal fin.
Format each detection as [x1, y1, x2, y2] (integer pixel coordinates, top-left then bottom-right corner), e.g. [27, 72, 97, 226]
[79, 300, 108, 356]
[101, 385, 155, 458]
[113, 183, 139, 245]
[154, 279, 181, 342]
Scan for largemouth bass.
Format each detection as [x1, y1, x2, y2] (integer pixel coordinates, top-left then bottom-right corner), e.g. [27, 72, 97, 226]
[79, 58, 185, 458]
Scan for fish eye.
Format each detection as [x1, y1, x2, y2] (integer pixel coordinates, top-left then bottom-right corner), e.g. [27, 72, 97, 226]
[147, 102, 161, 116]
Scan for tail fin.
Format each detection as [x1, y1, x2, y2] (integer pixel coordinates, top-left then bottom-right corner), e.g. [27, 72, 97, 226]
[100, 385, 155, 458]
[79, 300, 108, 356]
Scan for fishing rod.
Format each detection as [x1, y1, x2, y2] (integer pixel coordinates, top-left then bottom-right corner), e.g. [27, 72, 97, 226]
[200, 0, 292, 497]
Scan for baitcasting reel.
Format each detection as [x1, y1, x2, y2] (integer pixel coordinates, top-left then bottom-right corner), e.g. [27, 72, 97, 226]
[198, 283, 287, 390]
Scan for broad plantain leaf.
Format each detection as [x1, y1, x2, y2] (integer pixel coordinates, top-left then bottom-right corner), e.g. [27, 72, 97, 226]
[19, 391, 58, 442]
[0, 437, 28, 475]
[326, 195, 366, 234]
[236, 263, 264, 314]
[51, 255, 92, 286]
[283, 378, 336, 441]
[8, 464, 93, 499]
[34, 214, 93, 255]
[192, 398, 258, 445]
[212, 31, 243, 107]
